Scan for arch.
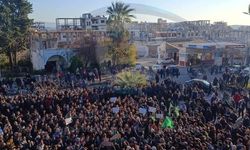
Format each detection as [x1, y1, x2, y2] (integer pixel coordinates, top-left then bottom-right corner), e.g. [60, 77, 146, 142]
[45, 55, 67, 73]
[91, 3, 186, 22]
[31, 48, 75, 70]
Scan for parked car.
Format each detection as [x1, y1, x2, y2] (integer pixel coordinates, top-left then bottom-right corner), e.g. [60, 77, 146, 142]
[152, 64, 163, 72]
[185, 79, 212, 93]
[157, 58, 175, 65]
[228, 65, 241, 74]
[241, 67, 250, 75]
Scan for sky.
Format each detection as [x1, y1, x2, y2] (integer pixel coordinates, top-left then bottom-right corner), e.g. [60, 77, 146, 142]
[28, 0, 250, 26]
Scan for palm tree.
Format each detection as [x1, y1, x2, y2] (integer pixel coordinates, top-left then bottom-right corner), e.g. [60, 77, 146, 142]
[106, 2, 135, 65]
[107, 2, 135, 28]
[106, 2, 135, 42]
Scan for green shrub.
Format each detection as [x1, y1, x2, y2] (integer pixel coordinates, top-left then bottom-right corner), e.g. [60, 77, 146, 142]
[115, 71, 147, 87]
[69, 56, 83, 73]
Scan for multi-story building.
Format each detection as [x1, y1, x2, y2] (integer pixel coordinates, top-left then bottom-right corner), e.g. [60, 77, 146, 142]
[30, 29, 108, 70]
[56, 13, 107, 31]
[178, 42, 247, 66]
[150, 20, 210, 41]
[31, 11, 250, 69]
[31, 22, 46, 31]
[126, 18, 168, 41]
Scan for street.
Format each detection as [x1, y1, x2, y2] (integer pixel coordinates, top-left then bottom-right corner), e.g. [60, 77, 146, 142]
[137, 57, 222, 84]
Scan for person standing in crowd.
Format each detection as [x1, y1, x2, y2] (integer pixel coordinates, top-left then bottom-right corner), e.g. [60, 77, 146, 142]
[211, 94, 218, 121]
[160, 69, 164, 79]
[155, 73, 160, 84]
[166, 68, 170, 77]
[210, 66, 214, 75]
[244, 75, 249, 88]
[98, 68, 102, 82]
[176, 68, 180, 78]
[163, 66, 167, 79]
[233, 92, 242, 109]
[213, 77, 219, 87]
[246, 92, 250, 115]
[0, 64, 250, 149]
[94, 68, 99, 81]
[238, 98, 246, 117]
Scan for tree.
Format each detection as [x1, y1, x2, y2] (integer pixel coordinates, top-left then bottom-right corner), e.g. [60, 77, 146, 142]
[107, 40, 130, 65]
[69, 56, 83, 73]
[128, 44, 137, 65]
[0, 0, 33, 68]
[115, 71, 147, 87]
[106, 2, 135, 65]
[118, 44, 137, 65]
[0, 53, 9, 69]
[72, 34, 98, 68]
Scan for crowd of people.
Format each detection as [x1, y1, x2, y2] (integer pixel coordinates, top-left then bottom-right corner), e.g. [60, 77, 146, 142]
[0, 64, 132, 96]
[221, 72, 249, 88]
[0, 66, 250, 149]
[155, 67, 180, 83]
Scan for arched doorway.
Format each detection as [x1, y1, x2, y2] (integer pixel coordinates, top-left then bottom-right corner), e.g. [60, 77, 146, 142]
[45, 55, 66, 73]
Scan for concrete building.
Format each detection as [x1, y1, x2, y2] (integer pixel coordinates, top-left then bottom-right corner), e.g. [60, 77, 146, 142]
[31, 15, 250, 70]
[134, 41, 166, 58]
[31, 22, 46, 31]
[30, 30, 108, 70]
[134, 41, 180, 63]
[178, 42, 247, 66]
[31, 48, 74, 71]
[126, 18, 168, 41]
[151, 20, 210, 41]
[56, 13, 107, 31]
[127, 20, 213, 42]
[128, 19, 250, 65]
[165, 43, 180, 62]
[128, 20, 250, 46]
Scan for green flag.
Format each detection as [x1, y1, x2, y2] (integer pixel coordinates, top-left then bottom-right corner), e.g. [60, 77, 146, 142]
[161, 116, 174, 129]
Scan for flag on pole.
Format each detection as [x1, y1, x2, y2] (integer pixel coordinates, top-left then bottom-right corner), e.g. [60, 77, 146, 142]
[168, 102, 173, 116]
[174, 107, 180, 117]
[161, 116, 174, 129]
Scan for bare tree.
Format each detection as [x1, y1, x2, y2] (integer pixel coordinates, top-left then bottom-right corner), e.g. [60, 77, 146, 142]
[73, 34, 98, 68]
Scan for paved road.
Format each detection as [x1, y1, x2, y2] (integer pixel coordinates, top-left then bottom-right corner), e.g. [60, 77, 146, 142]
[137, 57, 222, 84]
[170, 67, 222, 84]
[99, 57, 223, 85]
[137, 58, 157, 67]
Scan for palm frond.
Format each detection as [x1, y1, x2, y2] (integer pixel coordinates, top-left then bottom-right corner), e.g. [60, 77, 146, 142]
[106, 2, 135, 25]
[114, 71, 147, 87]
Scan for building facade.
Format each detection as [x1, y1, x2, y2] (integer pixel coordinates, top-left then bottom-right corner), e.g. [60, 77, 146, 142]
[30, 29, 108, 70]
[178, 42, 247, 66]
[56, 13, 107, 31]
[31, 13, 250, 70]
